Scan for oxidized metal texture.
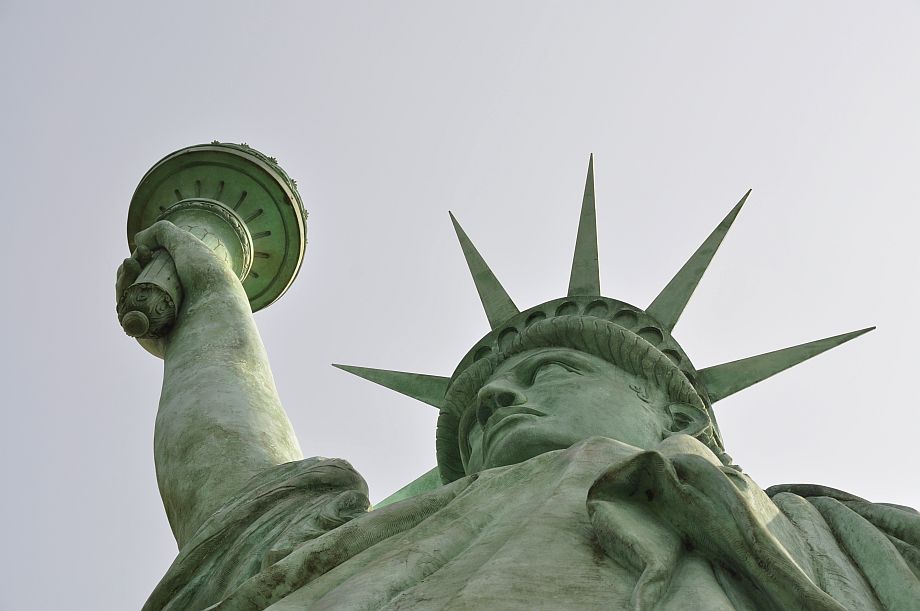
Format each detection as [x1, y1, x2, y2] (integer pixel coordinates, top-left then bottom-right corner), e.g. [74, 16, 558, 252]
[127, 142, 307, 313]
[158, 199, 254, 280]
[117, 248, 183, 339]
[117, 282, 177, 339]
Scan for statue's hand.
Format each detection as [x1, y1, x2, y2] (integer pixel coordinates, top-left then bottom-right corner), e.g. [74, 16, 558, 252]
[116, 221, 250, 352]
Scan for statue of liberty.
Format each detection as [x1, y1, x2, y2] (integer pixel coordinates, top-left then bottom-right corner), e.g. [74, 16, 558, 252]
[116, 143, 920, 610]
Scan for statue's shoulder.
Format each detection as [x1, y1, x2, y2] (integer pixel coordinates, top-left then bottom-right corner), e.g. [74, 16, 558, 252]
[144, 456, 370, 611]
[766, 483, 919, 515]
[765, 482, 920, 605]
[766, 483, 920, 533]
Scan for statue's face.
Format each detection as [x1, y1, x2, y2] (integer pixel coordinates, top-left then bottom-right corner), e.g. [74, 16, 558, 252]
[460, 347, 672, 473]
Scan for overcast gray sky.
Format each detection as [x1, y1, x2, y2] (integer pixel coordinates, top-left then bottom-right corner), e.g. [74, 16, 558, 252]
[2, 2, 919, 609]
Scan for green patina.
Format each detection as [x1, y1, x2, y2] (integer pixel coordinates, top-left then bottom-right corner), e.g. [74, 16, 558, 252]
[118, 145, 916, 611]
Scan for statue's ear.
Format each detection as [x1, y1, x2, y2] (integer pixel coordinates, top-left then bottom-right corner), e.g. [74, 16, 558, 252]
[665, 402, 710, 438]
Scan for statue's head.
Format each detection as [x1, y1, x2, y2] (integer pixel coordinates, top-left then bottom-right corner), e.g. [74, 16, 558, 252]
[440, 310, 720, 479]
[337, 156, 872, 484]
[453, 327, 714, 475]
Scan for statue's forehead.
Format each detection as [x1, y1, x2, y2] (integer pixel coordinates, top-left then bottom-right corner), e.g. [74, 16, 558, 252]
[490, 347, 613, 377]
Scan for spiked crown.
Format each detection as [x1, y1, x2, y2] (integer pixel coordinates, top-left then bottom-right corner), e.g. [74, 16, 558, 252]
[336, 156, 872, 491]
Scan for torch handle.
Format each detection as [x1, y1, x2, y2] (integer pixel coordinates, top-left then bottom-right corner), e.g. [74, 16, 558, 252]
[117, 248, 183, 339]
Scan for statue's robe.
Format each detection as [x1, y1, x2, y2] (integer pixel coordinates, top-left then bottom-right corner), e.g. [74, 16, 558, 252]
[144, 436, 920, 611]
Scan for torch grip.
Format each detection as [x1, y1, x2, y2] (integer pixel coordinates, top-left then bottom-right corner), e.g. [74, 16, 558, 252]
[117, 248, 184, 339]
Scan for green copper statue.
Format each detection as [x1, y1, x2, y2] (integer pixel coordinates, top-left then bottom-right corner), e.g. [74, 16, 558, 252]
[117, 144, 920, 610]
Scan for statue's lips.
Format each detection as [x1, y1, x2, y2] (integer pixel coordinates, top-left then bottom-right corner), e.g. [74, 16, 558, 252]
[483, 407, 547, 442]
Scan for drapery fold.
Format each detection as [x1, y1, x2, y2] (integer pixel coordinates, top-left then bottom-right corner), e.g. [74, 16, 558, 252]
[144, 438, 919, 611]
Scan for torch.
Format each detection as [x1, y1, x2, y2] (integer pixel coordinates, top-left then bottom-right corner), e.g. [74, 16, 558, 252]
[117, 142, 307, 340]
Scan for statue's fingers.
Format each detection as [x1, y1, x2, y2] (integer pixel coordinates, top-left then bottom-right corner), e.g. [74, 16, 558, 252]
[116, 262, 126, 302]
[133, 220, 196, 255]
[132, 220, 234, 296]
[116, 257, 142, 300]
[136, 244, 152, 265]
[134, 220, 211, 264]
[123, 256, 142, 283]
[133, 220, 172, 253]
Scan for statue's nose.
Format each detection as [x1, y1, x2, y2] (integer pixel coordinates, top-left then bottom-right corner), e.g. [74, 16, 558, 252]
[476, 381, 525, 426]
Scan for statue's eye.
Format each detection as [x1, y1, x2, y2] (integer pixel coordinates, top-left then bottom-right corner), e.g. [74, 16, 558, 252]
[530, 361, 579, 383]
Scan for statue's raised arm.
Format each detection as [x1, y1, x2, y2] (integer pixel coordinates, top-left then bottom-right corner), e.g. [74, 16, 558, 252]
[116, 144, 308, 547]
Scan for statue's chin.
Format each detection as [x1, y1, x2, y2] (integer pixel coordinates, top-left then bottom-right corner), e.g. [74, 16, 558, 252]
[476, 426, 667, 473]
[478, 421, 576, 471]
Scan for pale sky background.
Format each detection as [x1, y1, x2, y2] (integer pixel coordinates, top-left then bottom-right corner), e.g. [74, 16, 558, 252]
[2, 2, 919, 609]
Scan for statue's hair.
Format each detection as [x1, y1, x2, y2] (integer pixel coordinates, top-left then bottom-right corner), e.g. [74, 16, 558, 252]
[436, 316, 728, 482]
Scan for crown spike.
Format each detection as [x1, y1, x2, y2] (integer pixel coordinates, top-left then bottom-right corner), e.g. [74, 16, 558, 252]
[646, 190, 750, 332]
[333, 364, 450, 408]
[699, 326, 875, 403]
[568, 154, 600, 297]
[449, 212, 519, 329]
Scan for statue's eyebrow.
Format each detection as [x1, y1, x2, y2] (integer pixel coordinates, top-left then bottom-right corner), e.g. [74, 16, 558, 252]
[503, 352, 556, 375]
[510, 350, 588, 378]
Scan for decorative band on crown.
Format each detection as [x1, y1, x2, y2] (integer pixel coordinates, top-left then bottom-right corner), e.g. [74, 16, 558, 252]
[449, 296, 705, 395]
